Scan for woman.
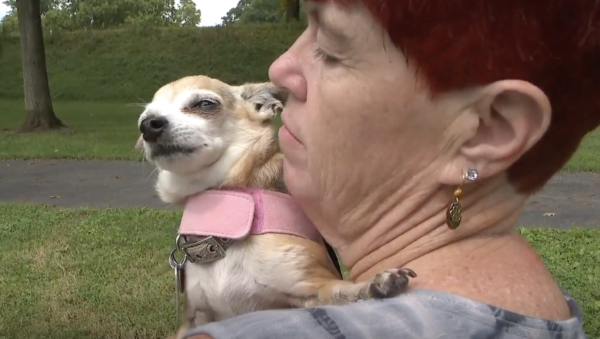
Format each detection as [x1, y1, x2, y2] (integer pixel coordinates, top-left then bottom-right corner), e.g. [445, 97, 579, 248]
[185, 0, 595, 338]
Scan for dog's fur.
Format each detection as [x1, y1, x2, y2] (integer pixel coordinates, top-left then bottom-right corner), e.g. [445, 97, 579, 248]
[136, 75, 416, 339]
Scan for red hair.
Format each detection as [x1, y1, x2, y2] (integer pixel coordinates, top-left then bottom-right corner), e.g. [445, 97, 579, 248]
[312, 0, 600, 193]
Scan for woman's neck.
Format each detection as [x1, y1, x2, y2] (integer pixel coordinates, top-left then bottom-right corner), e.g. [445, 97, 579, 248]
[333, 174, 528, 283]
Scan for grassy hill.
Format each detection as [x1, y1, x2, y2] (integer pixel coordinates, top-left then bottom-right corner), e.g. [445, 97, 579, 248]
[0, 24, 305, 102]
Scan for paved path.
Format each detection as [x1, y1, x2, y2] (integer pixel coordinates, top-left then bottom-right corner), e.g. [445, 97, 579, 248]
[1, 159, 599, 229]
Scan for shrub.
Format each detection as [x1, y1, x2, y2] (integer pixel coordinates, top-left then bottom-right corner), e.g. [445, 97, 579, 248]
[0, 23, 305, 102]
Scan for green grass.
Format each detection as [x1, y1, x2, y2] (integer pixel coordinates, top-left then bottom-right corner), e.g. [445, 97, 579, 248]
[520, 228, 600, 337]
[0, 99, 284, 161]
[0, 204, 181, 339]
[0, 100, 144, 160]
[0, 203, 598, 338]
[566, 130, 600, 172]
[0, 98, 598, 172]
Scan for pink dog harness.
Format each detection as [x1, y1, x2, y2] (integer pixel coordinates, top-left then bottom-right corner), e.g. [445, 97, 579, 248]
[177, 188, 324, 264]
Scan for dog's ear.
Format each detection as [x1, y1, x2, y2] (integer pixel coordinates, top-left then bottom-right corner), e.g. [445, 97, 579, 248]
[134, 134, 144, 151]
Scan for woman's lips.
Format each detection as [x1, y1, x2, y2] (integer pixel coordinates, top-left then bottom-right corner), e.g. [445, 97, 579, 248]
[279, 124, 303, 146]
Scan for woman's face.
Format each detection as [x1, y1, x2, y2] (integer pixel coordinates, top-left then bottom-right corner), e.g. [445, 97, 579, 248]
[268, 1, 476, 235]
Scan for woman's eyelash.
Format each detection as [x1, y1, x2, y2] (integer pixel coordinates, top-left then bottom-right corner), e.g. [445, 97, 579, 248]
[313, 47, 339, 64]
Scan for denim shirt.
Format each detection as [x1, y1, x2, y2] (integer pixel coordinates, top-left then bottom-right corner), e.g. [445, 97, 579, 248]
[184, 289, 587, 339]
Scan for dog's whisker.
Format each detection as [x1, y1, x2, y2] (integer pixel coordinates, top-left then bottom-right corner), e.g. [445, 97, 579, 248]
[126, 97, 149, 108]
[127, 102, 149, 109]
[135, 96, 149, 104]
[145, 167, 159, 181]
[135, 148, 157, 180]
[139, 160, 158, 182]
[137, 149, 146, 163]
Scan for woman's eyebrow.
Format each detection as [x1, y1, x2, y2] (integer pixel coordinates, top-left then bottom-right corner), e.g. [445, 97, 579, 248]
[306, 2, 353, 44]
[321, 22, 352, 45]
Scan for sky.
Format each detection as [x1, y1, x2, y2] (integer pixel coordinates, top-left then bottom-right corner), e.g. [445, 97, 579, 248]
[0, 0, 239, 27]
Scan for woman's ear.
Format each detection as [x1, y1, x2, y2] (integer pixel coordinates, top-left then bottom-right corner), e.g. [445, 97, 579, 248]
[439, 80, 551, 185]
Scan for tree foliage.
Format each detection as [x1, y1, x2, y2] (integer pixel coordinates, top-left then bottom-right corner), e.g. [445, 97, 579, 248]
[4, 0, 55, 14]
[221, 0, 304, 25]
[1, 0, 202, 33]
[285, 0, 299, 22]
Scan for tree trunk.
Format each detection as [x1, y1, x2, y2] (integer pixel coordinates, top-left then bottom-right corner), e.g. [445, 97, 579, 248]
[16, 0, 64, 132]
[285, 0, 300, 22]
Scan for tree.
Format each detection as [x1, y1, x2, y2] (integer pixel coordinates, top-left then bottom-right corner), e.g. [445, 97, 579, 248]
[0, 11, 18, 34]
[221, 0, 283, 25]
[2, 0, 202, 32]
[16, 0, 64, 131]
[285, 0, 299, 22]
[176, 0, 202, 26]
[3, 0, 55, 14]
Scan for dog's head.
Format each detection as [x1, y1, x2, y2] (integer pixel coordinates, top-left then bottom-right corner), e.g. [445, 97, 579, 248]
[136, 75, 286, 202]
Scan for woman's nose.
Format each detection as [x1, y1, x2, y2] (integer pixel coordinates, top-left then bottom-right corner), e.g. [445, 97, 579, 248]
[269, 52, 307, 102]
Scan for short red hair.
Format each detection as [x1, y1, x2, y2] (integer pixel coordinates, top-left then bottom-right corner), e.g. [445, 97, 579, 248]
[311, 0, 600, 193]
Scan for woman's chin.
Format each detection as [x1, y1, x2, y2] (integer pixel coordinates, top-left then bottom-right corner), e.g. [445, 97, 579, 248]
[279, 129, 308, 171]
[282, 159, 310, 198]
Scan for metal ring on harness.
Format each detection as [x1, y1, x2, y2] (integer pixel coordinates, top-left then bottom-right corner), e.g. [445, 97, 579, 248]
[169, 247, 187, 269]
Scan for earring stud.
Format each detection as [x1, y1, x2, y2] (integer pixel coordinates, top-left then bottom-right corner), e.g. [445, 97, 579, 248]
[446, 168, 478, 229]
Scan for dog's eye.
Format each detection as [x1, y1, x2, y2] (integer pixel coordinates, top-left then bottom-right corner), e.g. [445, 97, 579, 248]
[193, 100, 218, 110]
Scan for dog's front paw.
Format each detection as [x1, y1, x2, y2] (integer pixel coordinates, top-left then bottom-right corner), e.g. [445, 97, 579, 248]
[362, 268, 417, 300]
[257, 99, 283, 120]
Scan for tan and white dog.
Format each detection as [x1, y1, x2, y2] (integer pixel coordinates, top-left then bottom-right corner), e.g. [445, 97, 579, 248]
[135, 75, 416, 339]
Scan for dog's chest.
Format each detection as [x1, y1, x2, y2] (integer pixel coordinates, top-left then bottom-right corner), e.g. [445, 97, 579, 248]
[184, 240, 298, 321]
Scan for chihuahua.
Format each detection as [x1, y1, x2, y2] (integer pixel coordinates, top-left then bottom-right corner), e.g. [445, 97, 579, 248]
[135, 75, 416, 339]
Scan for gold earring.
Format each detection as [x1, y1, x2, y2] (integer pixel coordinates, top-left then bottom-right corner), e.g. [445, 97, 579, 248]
[446, 168, 478, 230]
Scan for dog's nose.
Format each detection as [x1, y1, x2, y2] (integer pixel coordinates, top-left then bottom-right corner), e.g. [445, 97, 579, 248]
[140, 116, 169, 142]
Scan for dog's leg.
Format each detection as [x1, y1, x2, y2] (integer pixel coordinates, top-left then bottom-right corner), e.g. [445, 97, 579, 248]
[171, 311, 214, 339]
[192, 310, 215, 326]
[169, 319, 193, 339]
[253, 235, 416, 309]
[168, 292, 215, 339]
[355, 267, 417, 300]
[288, 268, 417, 308]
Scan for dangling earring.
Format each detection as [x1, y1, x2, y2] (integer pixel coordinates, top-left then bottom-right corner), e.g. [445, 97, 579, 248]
[446, 168, 478, 230]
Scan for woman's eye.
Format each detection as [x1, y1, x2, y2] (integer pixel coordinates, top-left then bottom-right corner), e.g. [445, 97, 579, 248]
[313, 47, 339, 65]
